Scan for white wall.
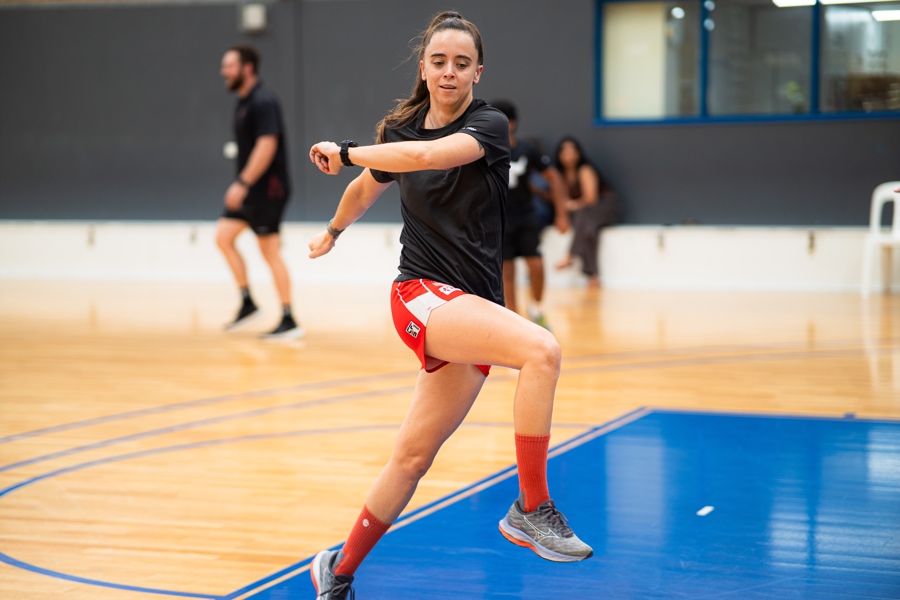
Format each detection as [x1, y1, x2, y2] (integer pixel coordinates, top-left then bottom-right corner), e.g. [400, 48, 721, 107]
[1, 220, 896, 293]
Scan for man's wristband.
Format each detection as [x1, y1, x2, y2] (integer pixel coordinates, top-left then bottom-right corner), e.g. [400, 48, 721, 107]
[236, 176, 250, 188]
[340, 140, 358, 167]
[326, 219, 344, 240]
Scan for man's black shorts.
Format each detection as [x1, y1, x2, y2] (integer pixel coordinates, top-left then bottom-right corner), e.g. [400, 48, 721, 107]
[503, 216, 542, 260]
[222, 198, 288, 236]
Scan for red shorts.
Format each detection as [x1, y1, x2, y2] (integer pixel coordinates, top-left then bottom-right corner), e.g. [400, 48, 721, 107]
[390, 279, 491, 377]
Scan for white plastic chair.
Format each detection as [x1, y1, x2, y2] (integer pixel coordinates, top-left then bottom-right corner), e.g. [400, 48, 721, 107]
[861, 181, 900, 296]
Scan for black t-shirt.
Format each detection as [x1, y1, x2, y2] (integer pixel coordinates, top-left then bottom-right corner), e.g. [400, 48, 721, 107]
[506, 139, 552, 223]
[370, 99, 510, 305]
[234, 82, 290, 203]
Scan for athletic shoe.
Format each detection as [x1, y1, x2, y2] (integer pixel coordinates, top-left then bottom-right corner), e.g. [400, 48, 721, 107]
[310, 549, 355, 600]
[225, 299, 262, 332]
[261, 314, 305, 341]
[499, 493, 593, 562]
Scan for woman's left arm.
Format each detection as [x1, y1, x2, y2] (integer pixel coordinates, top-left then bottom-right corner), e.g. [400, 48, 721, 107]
[577, 165, 600, 207]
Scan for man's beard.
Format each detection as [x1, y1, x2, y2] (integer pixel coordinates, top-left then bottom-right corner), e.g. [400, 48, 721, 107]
[226, 73, 244, 91]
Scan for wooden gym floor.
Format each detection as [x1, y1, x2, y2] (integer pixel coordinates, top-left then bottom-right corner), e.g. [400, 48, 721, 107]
[0, 280, 898, 598]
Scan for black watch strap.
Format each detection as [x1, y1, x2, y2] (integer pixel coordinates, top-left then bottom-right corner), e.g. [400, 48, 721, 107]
[326, 219, 344, 239]
[340, 140, 358, 167]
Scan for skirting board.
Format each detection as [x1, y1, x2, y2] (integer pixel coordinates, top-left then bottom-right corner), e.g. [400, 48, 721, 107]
[0, 221, 896, 293]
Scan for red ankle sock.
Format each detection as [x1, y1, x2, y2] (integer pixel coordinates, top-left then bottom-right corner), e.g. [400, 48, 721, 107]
[515, 433, 551, 512]
[334, 505, 391, 576]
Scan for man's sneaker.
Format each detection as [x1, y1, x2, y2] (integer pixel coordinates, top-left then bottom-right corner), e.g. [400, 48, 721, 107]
[261, 314, 305, 341]
[531, 313, 551, 331]
[499, 493, 593, 562]
[527, 307, 552, 331]
[310, 549, 355, 600]
[225, 300, 262, 332]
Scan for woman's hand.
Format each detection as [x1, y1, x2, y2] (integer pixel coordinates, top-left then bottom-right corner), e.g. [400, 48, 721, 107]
[309, 141, 343, 175]
[308, 230, 337, 258]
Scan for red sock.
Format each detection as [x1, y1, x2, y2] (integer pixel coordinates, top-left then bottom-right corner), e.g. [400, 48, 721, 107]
[334, 505, 391, 577]
[515, 433, 551, 512]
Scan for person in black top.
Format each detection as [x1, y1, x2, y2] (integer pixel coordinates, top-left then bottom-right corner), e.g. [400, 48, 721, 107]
[216, 45, 302, 340]
[489, 100, 568, 330]
[306, 11, 591, 600]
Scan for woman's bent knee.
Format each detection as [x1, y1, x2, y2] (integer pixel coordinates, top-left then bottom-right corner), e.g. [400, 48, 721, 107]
[530, 330, 562, 373]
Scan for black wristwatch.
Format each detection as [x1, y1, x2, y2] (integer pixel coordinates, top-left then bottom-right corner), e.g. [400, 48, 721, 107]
[326, 219, 344, 240]
[340, 140, 358, 167]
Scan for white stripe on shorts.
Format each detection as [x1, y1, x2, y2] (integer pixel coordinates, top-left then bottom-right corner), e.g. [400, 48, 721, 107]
[402, 281, 448, 325]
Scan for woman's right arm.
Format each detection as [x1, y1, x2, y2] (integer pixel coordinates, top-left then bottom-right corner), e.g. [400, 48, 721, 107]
[308, 169, 392, 258]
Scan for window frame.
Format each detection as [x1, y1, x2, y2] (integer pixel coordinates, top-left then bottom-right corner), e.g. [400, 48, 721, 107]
[594, 0, 900, 125]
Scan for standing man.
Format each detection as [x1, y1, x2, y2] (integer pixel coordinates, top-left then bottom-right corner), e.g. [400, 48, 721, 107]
[490, 100, 568, 329]
[216, 44, 303, 340]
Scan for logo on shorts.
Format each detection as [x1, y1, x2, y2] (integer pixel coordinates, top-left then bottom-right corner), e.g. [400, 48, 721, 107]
[438, 284, 459, 296]
[406, 321, 420, 338]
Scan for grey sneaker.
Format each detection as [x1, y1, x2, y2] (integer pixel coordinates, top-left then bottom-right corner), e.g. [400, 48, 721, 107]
[499, 493, 593, 562]
[310, 549, 355, 599]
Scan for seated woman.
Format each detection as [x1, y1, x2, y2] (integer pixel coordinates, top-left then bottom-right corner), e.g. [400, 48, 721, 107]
[553, 136, 621, 288]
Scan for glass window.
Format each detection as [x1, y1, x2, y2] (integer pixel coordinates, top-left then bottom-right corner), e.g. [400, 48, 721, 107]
[707, 0, 813, 116]
[598, 0, 900, 121]
[820, 2, 900, 113]
[601, 1, 700, 119]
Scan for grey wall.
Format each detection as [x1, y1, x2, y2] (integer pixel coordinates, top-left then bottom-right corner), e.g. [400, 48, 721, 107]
[1, 0, 898, 225]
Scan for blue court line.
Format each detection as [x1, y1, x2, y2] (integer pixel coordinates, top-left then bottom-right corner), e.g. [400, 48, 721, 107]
[224, 408, 651, 600]
[0, 420, 595, 598]
[0, 425, 407, 598]
[8, 338, 890, 445]
[0, 385, 415, 473]
[233, 409, 900, 599]
[0, 551, 224, 599]
[5, 343, 895, 476]
[0, 370, 417, 444]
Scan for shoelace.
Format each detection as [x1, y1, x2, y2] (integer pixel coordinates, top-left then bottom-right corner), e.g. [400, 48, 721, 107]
[536, 501, 575, 538]
[325, 579, 355, 600]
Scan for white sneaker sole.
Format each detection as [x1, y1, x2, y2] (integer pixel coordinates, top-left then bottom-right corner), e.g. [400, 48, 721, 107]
[261, 326, 306, 342]
[310, 550, 327, 595]
[499, 516, 592, 562]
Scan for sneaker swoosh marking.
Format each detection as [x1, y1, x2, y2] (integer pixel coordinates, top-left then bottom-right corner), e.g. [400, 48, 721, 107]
[523, 515, 560, 540]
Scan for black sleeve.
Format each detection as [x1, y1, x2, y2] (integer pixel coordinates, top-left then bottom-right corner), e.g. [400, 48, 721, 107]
[251, 96, 282, 138]
[457, 106, 510, 168]
[369, 166, 395, 184]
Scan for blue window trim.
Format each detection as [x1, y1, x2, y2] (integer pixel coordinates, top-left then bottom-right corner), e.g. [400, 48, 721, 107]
[593, 0, 900, 126]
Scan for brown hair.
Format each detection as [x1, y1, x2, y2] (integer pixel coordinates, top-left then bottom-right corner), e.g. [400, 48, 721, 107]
[375, 11, 484, 143]
[229, 44, 260, 74]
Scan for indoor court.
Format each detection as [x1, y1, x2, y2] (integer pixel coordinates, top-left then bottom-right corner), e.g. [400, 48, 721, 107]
[1, 281, 898, 598]
[2, 0, 899, 597]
